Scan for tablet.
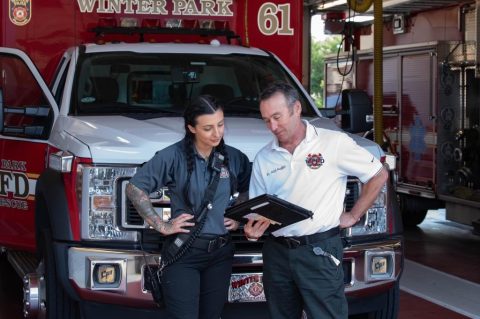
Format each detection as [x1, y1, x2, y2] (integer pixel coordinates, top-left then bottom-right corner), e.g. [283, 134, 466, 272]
[225, 194, 313, 230]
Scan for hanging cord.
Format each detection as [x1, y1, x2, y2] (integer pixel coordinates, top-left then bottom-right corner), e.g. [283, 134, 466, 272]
[159, 164, 221, 273]
[332, 7, 356, 109]
[139, 153, 223, 300]
[140, 240, 161, 296]
[159, 205, 208, 269]
[336, 6, 355, 77]
[138, 169, 219, 308]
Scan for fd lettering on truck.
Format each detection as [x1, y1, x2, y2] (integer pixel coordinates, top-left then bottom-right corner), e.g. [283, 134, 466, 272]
[0, 1, 402, 318]
[0, 159, 32, 203]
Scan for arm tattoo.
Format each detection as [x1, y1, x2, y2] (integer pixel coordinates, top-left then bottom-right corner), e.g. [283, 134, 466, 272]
[126, 183, 173, 234]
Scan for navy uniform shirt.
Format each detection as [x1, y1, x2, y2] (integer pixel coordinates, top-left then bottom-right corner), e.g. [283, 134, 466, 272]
[129, 139, 251, 235]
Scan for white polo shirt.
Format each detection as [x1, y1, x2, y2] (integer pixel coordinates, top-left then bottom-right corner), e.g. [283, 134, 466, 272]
[249, 121, 383, 237]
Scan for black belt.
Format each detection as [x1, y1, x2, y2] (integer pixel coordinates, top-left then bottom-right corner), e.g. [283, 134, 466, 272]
[191, 234, 230, 253]
[272, 227, 340, 249]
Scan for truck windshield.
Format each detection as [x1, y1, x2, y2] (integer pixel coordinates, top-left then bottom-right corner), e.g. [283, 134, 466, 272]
[72, 52, 317, 118]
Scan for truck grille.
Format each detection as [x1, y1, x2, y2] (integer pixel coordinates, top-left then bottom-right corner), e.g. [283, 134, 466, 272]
[120, 178, 360, 245]
[345, 178, 361, 211]
[142, 229, 165, 245]
[125, 198, 145, 226]
[119, 179, 169, 229]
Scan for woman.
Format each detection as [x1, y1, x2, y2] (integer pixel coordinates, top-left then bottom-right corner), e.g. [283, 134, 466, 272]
[126, 95, 251, 319]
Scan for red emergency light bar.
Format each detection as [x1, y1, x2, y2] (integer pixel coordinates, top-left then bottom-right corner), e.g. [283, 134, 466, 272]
[91, 18, 241, 44]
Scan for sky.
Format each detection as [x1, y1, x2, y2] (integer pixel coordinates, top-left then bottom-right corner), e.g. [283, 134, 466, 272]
[311, 14, 327, 41]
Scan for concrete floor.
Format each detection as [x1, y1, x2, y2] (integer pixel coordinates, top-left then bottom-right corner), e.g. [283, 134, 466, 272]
[400, 209, 480, 319]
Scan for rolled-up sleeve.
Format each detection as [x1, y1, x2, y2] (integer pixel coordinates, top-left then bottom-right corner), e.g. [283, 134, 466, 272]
[129, 149, 174, 194]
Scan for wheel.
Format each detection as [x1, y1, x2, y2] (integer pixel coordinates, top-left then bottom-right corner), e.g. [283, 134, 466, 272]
[29, 195, 80, 318]
[39, 230, 80, 319]
[369, 282, 399, 319]
[398, 194, 443, 227]
[398, 194, 429, 227]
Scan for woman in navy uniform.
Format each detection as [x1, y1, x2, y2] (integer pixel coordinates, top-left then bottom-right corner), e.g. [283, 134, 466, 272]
[126, 95, 251, 319]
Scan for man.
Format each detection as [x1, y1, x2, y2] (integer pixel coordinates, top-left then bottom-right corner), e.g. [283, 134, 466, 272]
[244, 82, 388, 319]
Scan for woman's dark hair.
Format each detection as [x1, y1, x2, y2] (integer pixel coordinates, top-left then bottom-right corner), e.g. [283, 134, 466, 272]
[182, 95, 236, 208]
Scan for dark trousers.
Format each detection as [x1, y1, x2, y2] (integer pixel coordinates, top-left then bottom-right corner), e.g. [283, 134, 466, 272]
[161, 241, 234, 319]
[263, 235, 347, 319]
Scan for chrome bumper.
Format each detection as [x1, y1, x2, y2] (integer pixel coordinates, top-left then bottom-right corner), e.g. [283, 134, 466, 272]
[67, 237, 402, 306]
[344, 238, 403, 294]
[67, 247, 265, 307]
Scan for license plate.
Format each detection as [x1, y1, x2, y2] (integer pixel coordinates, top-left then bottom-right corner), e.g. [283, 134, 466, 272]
[228, 273, 266, 302]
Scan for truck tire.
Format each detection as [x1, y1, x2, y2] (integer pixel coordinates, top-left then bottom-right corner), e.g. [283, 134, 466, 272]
[40, 230, 80, 319]
[369, 282, 399, 319]
[398, 194, 429, 227]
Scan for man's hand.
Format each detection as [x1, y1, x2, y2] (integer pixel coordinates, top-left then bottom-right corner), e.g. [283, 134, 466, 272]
[339, 166, 388, 229]
[244, 219, 270, 241]
[339, 212, 360, 229]
[224, 217, 240, 231]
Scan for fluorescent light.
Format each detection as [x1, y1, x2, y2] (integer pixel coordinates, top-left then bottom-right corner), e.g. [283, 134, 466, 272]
[346, 15, 374, 22]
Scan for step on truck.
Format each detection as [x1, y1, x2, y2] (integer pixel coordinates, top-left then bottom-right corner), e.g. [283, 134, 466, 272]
[0, 1, 403, 318]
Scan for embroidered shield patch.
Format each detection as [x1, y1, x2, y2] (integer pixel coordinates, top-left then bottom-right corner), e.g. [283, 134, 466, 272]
[305, 153, 324, 169]
[9, 0, 31, 26]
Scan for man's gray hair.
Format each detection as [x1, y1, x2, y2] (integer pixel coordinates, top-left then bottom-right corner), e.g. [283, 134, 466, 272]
[259, 81, 299, 109]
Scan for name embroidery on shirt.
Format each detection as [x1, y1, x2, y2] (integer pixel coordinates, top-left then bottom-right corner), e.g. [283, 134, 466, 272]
[266, 165, 286, 176]
[306, 153, 325, 169]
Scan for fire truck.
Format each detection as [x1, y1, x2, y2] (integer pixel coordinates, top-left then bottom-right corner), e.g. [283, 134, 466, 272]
[321, 0, 480, 230]
[0, 1, 402, 318]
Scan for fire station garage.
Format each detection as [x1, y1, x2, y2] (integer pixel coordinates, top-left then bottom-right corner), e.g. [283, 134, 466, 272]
[0, 0, 479, 319]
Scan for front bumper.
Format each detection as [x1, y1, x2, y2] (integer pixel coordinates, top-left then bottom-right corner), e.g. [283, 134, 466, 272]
[66, 237, 402, 308]
[344, 238, 403, 296]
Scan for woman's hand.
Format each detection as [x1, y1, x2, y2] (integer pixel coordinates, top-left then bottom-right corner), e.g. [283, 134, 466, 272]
[224, 217, 239, 231]
[244, 218, 270, 241]
[160, 213, 195, 235]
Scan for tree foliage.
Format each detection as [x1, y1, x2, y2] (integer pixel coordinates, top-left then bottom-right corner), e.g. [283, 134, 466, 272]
[310, 36, 342, 107]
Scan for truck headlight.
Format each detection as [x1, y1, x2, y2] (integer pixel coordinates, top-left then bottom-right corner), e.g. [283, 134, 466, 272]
[80, 165, 139, 241]
[346, 184, 388, 236]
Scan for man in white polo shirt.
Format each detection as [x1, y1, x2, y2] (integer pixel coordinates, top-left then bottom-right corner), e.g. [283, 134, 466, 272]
[244, 82, 388, 319]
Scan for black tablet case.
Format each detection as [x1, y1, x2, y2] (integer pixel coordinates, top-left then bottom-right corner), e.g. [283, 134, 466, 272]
[225, 194, 313, 231]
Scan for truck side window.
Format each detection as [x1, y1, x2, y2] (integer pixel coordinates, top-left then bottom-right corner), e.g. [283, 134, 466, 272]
[0, 53, 53, 139]
[53, 60, 70, 106]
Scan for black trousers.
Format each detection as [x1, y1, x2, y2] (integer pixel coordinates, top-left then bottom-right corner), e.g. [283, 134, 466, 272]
[262, 235, 347, 319]
[161, 240, 234, 319]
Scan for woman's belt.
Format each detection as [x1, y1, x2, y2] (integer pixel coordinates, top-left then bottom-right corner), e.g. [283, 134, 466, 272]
[191, 234, 231, 252]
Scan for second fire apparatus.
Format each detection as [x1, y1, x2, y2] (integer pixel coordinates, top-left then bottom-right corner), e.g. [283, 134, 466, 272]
[322, 0, 480, 230]
[0, 0, 402, 318]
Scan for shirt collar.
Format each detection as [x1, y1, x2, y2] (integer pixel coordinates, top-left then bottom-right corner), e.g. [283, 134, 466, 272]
[269, 120, 316, 151]
[192, 144, 215, 161]
[304, 120, 318, 143]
